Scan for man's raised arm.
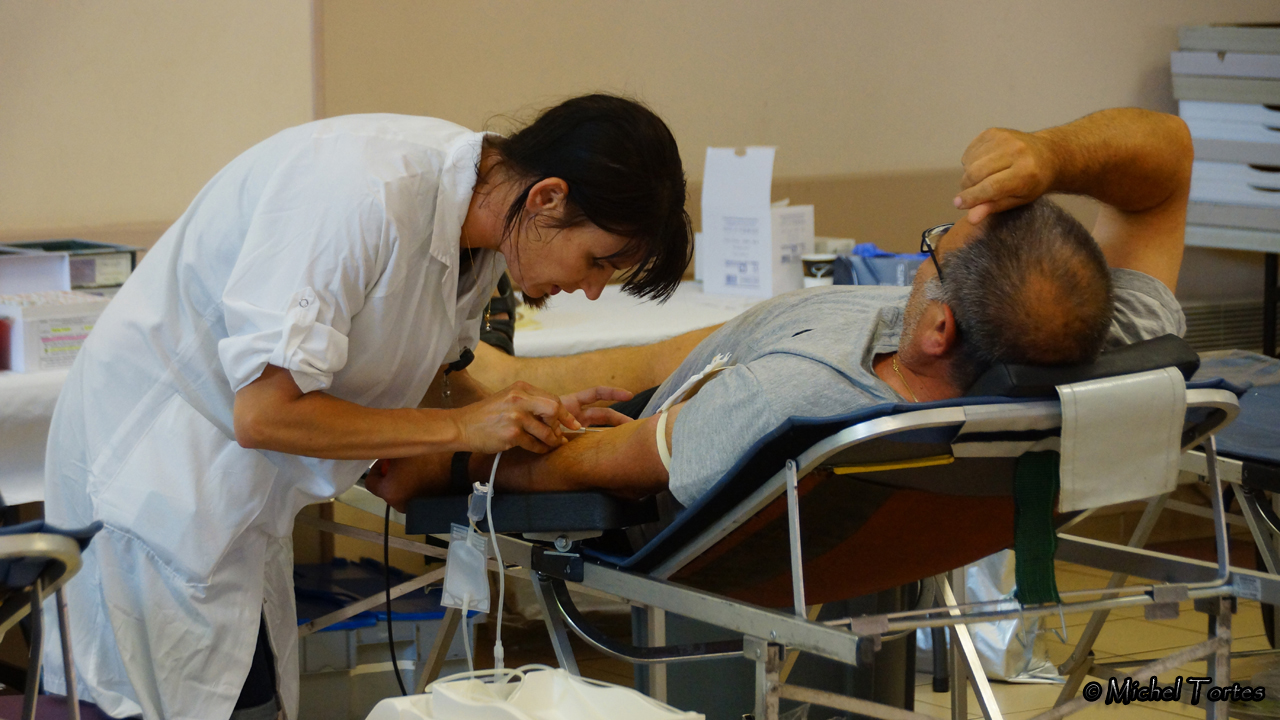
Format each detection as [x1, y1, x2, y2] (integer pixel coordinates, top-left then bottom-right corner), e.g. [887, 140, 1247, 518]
[955, 108, 1194, 291]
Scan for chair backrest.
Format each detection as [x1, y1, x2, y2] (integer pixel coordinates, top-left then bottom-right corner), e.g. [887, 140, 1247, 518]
[584, 335, 1240, 609]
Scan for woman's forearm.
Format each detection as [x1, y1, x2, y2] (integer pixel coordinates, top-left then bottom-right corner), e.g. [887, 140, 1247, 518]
[234, 365, 464, 459]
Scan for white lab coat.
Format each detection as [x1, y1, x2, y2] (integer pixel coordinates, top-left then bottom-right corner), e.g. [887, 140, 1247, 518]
[41, 115, 504, 719]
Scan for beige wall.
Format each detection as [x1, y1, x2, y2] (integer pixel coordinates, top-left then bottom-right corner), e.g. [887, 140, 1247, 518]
[3, 2, 1275, 268]
[321, 0, 1278, 299]
[0, 0, 315, 247]
[321, 0, 1276, 177]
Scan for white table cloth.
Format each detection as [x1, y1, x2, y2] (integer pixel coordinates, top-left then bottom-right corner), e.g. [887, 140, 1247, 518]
[0, 368, 67, 504]
[513, 281, 760, 357]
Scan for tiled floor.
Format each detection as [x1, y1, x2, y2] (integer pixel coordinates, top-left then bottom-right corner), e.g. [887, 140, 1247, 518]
[468, 559, 1276, 718]
[912, 561, 1277, 719]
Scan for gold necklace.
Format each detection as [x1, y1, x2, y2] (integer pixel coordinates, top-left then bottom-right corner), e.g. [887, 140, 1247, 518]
[892, 354, 919, 402]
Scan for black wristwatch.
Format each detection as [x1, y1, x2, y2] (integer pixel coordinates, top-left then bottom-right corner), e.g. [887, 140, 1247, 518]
[449, 451, 473, 495]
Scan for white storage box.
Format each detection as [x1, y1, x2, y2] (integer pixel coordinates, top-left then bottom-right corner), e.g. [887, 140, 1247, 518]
[1184, 117, 1280, 145]
[3, 239, 139, 289]
[1180, 101, 1280, 125]
[1191, 161, 1280, 208]
[1179, 24, 1280, 54]
[1187, 202, 1280, 233]
[1172, 51, 1280, 80]
[1193, 138, 1280, 167]
[0, 291, 108, 372]
[1173, 76, 1280, 105]
[0, 252, 71, 295]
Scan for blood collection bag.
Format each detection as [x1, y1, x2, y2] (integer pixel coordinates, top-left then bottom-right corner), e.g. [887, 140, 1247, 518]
[442, 523, 491, 613]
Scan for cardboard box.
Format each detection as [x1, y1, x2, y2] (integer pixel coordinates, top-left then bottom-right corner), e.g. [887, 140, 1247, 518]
[698, 146, 815, 298]
[0, 291, 108, 372]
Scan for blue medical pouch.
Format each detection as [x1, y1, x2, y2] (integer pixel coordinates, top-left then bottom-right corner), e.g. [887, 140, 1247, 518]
[833, 243, 927, 286]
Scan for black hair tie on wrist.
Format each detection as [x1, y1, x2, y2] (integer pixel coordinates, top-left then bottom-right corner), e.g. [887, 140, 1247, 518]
[449, 451, 473, 495]
[445, 347, 475, 376]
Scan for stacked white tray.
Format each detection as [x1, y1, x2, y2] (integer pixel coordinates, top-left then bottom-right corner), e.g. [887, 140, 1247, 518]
[1175, 25, 1280, 248]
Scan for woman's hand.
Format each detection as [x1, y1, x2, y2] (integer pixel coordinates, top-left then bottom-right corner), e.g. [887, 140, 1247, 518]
[954, 128, 1058, 225]
[560, 386, 635, 428]
[452, 381, 580, 454]
[365, 455, 451, 513]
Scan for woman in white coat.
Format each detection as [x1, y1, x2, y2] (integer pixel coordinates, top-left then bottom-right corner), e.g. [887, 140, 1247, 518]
[41, 94, 693, 720]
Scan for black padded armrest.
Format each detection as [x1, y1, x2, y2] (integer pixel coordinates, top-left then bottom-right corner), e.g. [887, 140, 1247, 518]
[965, 334, 1200, 398]
[404, 492, 659, 535]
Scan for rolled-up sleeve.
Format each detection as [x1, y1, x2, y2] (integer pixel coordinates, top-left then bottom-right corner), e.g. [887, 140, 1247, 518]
[217, 146, 398, 394]
[219, 285, 352, 394]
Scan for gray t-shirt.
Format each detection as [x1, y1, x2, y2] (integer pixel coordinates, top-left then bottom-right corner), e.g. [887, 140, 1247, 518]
[643, 268, 1185, 506]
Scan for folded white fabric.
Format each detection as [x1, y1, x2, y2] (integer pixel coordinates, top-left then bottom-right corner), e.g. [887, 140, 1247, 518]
[366, 665, 703, 720]
[1056, 367, 1186, 513]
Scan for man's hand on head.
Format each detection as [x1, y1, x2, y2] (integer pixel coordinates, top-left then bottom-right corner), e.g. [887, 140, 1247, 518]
[955, 128, 1058, 225]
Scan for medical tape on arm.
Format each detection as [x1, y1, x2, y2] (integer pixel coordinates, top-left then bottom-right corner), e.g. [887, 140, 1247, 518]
[654, 353, 733, 473]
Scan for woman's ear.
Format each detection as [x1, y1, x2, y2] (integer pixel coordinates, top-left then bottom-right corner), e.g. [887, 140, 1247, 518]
[524, 177, 569, 217]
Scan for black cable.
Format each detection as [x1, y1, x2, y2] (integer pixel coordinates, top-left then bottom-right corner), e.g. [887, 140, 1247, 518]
[385, 505, 409, 696]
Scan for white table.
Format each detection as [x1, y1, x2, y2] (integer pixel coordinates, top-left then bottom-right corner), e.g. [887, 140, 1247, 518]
[0, 369, 67, 505]
[512, 281, 760, 357]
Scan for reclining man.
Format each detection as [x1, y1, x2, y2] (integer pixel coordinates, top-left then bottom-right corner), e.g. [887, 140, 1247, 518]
[366, 107, 1192, 510]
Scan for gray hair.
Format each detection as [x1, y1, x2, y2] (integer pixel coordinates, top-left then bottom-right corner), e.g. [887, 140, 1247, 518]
[937, 198, 1114, 389]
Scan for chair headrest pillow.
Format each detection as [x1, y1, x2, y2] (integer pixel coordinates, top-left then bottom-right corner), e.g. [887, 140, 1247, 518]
[965, 334, 1200, 398]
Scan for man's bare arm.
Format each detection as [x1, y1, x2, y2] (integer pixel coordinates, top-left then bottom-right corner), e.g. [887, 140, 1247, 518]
[469, 325, 721, 396]
[470, 406, 677, 499]
[955, 108, 1194, 291]
[367, 403, 684, 509]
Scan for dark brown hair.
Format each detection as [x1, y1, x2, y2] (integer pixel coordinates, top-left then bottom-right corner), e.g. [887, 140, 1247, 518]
[485, 94, 693, 302]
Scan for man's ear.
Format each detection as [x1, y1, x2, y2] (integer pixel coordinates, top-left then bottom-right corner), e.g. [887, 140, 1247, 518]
[918, 303, 961, 359]
[524, 177, 569, 217]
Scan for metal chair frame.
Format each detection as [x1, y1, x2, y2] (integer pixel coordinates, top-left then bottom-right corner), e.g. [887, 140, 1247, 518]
[313, 384, 1260, 720]
[0, 532, 88, 720]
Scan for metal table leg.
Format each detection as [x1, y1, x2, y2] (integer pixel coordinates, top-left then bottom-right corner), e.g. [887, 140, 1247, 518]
[415, 606, 462, 692]
[1264, 252, 1277, 358]
[529, 570, 580, 675]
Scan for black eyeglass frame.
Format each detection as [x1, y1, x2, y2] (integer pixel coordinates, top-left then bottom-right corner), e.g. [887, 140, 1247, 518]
[920, 223, 953, 282]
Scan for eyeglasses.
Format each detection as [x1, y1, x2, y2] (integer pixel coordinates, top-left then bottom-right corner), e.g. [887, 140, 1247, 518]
[920, 223, 953, 282]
